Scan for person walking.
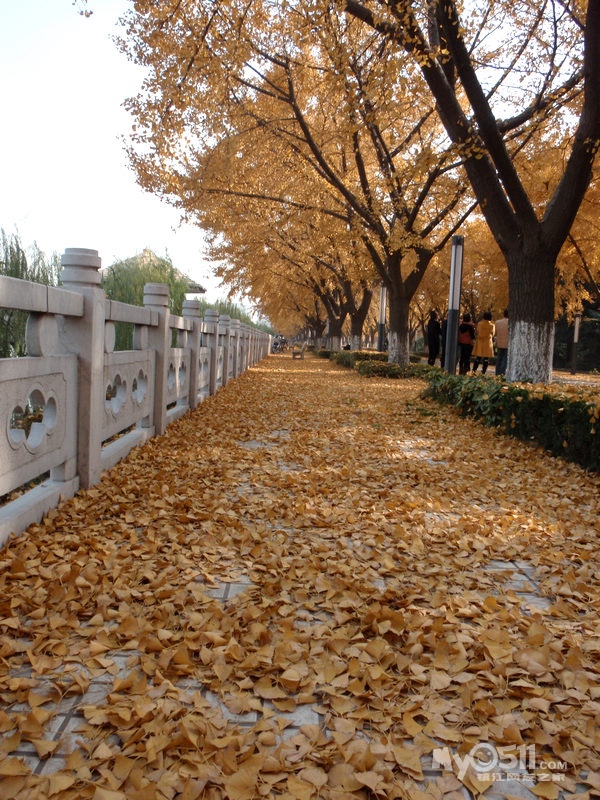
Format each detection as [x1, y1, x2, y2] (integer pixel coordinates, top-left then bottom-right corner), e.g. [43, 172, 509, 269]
[472, 311, 495, 374]
[494, 309, 509, 377]
[426, 310, 442, 366]
[457, 313, 476, 375]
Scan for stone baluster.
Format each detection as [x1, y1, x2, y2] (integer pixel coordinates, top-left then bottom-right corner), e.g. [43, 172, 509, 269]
[242, 324, 251, 372]
[182, 298, 202, 410]
[219, 315, 231, 386]
[229, 318, 241, 378]
[58, 248, 105, 489]
[203, 308, 219, 396]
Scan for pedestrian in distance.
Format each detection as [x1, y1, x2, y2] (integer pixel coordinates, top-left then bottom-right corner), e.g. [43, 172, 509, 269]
[472, 311, 495, 374]
[457, 313, 476, 375]
[494, 308, 509, 377]
[426, 310, 442, 366]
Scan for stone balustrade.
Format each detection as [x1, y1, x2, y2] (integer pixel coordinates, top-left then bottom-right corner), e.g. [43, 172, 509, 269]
[0, 248, 271, 546]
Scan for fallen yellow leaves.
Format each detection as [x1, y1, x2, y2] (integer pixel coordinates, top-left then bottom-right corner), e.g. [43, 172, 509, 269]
[0, 355, 599, 798]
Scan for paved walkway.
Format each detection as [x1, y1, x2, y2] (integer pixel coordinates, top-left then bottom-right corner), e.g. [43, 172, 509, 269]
[1, 354, 599, 799]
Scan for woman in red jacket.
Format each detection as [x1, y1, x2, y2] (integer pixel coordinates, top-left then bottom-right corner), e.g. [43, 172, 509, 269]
[457, 313, 476, 375]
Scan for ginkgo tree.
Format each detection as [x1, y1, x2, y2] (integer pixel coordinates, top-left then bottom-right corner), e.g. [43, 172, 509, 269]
[202, 180, 377, 349]
[343, 0, 600, 381]
[84, 0, 598, 376]
[262, 233, 375, 352]
[119, 1, 477, 364]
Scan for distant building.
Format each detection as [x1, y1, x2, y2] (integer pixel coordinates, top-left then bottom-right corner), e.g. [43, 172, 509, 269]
[185, 280, 206, 295]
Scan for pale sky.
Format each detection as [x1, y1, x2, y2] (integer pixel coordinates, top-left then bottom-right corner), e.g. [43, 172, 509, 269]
[0, 0, 224, 301]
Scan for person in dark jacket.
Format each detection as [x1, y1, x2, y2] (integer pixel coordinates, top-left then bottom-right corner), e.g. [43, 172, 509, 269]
[494, 309, 509, 377]
[440, 316, 448, 369]
[426, 310, 442, 366]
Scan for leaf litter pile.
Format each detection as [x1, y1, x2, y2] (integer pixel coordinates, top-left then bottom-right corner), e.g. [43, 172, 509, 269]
[1, 355, 600, 800]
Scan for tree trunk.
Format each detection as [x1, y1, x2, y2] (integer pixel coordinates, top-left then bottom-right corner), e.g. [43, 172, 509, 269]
[387, 290, 410, 365]
[344, 283, 372, 352]
[309, 318, 327, 343]
[506, 249, 556, 383]
[508, 321, 555, 384]
[327, 316, 344, 352]
[349, 316, 365, 351]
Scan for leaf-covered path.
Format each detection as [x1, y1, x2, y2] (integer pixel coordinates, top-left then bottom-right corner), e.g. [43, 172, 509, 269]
[1, 354, 599, 800]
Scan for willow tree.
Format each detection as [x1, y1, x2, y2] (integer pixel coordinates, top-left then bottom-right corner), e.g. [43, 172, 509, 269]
[119, 2, 476, 364]
[343, 0, 600, 381]
[101, 250, 190, 350]
[0, 231, 60, 358]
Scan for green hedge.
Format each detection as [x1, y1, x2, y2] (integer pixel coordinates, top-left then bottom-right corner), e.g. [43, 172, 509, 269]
[329, 350, 388, 366]
[422, 373, 600, 472]
[353, 351, 390, 363]
[330, 350, 434, 377]
[334, 351, 356, 368]
[355, 360, 436, 379]
[332, 351, 424, 369]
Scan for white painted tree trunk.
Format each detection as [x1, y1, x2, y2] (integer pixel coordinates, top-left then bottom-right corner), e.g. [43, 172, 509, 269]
[329, 335, 341, 352]
[351, 334, 362, 351]
[388, 329, 410, 366]
[507, 320, 554, 384]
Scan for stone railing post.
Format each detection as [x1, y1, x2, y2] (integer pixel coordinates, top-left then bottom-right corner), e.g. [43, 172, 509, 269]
[254, 328, 261, 364]
[58, 248, 105, 489]
[249, 326, 257, 366]
[182, 298, 202, 410]
[241, 324, 250, 372]
[144, 283, 170, 436]
[203, 309, 219, 396]
[229, 318, 241, 377]
[254, 330, 261, 363]
[219, 315, 231, 386]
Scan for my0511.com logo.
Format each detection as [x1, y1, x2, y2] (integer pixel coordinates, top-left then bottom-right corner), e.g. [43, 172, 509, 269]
[432, 742, 567, 783]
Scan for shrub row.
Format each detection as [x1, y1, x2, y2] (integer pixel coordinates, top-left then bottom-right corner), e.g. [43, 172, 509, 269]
[422, 371, 600, 473]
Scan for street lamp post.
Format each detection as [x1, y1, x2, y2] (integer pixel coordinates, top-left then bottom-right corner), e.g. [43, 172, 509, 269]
[444, 235, 464, 374]
[377, 283, 387, 352]
[571, 312, 582, 374]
